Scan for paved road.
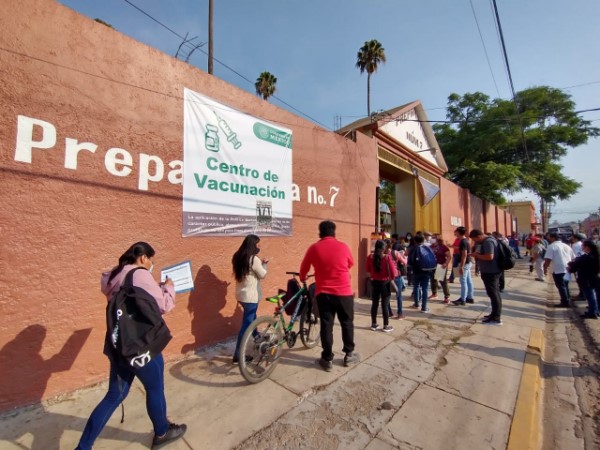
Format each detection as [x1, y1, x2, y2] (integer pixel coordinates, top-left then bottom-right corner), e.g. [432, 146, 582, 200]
[0, 260, 548, 449]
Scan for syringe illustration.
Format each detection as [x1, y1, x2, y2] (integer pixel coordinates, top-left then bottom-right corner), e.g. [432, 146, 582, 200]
[213, 110, 242, 149]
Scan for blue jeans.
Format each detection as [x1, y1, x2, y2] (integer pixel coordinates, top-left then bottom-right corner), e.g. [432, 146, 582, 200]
[459, 262, 474, 300]
[448, 254, 460, 281]
[552, 273, 570, 305]
[394, 275, 404, 315]
[234, 302, 258, 358]
[413, 272, 430, 311]
[582, 286, 599, 316]
[76, 354, 169, 450]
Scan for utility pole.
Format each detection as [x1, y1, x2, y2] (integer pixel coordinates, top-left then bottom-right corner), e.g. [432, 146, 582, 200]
[208, 0, 214, 74]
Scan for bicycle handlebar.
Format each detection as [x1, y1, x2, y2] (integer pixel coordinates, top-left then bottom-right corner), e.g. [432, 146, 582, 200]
[285, 271, 314, 279]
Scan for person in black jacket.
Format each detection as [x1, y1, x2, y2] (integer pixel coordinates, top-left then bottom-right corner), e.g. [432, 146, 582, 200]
[568, 240, 600, 319]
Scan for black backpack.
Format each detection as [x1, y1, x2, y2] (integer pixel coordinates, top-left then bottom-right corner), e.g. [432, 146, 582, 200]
[104, 267, 172, 367]
[495, 238, 516, 271]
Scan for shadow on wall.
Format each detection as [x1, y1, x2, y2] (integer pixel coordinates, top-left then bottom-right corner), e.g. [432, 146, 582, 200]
[0, 326, 147, 449]
[181, 264, 242, 353]
[0, 325, 92, 412]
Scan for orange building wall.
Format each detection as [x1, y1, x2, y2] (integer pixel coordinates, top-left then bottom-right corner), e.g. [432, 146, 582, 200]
[0, 0, 378, 411]
[469, 194, 484, 231]
[439, 177, 466, 243]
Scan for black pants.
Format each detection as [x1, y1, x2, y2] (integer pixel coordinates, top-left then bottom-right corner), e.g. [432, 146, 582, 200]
[316, 293, 355, 361]
[499, 271, 505, 291]
[370, 280, 391, 327]
[481, 272, 502, 320]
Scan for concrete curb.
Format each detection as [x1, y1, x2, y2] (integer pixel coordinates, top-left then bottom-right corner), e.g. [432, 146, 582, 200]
[507, 328, 544, 450]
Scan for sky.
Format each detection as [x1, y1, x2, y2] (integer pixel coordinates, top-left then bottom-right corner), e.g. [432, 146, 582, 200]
[58, 0, 600, 224]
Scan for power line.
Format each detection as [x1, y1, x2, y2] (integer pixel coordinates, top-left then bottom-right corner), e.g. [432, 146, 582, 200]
[122, 0, 330, 129]
[469, 0, 501, 97]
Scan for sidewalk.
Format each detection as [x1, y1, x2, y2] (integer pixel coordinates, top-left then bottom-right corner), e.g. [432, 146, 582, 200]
[0, 260, 547, 450]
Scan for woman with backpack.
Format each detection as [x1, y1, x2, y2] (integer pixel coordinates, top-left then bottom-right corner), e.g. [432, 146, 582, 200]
[232, 234, 268, 364]
[568, 240, 600, 319]
[76, 242, 186, 450]
[366, 240, 398, 332]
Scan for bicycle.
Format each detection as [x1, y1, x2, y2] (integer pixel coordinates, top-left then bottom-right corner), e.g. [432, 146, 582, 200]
[238, 272, 320, 384]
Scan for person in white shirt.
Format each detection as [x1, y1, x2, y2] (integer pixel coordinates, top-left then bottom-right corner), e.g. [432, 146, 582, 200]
[544, 232, 575, 307]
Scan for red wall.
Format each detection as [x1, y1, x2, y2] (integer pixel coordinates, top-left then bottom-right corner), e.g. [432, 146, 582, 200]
[0, 0, 378, 411]
[439, 177, 466, 244]
[468, 194, 484, 231]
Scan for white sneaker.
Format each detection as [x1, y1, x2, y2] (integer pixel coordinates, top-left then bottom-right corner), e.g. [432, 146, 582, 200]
[382, 325, 394, 333]
[420, 309, 431, 314]
[370, 324, 380, 331]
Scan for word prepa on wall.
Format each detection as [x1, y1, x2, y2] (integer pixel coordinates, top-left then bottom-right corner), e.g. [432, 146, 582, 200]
[183, 88, 293, 237]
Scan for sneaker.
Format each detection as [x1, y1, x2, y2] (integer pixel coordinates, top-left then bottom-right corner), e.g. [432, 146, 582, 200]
[395, 314, 406, 320]
[443, 298, 450, 304]
[371, 324, 380, 331]
[451, 299, 465, 306]
[481, 316, 502, 325]
[318, 358, 333, 372]
[428, 294, 438, 300]
[534, 278, 545, 282]
[553, 303, 572, 308]
[382, 325, 394, 333]
[580, 312, 599, 319]
[465, 298, 475, 304]
[344, 352, 360, 367]
[152, 423, 187, 449]
[409, 304, 419, 309]
[420, 309, 431, 314]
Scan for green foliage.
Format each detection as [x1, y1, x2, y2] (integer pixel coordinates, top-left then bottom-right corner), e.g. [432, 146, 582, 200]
[434, 86, 598, 204]
[379, 179, 395, 207]
[356, 39, 386, 116]
[255, 72, 277, 101]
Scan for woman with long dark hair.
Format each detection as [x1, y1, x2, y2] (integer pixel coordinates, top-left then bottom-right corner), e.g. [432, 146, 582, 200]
[232, 234, 268, 363]
[568, 239, 600, 319]
[76, 242, 186, 450]
[366, 240, 398, 332]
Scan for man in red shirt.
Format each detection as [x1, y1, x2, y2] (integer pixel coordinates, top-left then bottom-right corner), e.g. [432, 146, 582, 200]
[300, 221, 359, 372]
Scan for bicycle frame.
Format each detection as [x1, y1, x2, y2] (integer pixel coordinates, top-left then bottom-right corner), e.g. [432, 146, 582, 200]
[266, 282, 309, 340]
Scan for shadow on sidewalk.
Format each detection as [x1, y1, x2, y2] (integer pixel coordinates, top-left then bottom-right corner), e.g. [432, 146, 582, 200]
[458, 342, 526, 364]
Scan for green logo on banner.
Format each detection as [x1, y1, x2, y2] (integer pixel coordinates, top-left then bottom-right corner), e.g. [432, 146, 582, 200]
[253, 123, 292, 148]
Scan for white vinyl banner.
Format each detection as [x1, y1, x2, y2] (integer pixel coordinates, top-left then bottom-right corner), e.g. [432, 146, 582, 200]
[182, 88, 292, 236]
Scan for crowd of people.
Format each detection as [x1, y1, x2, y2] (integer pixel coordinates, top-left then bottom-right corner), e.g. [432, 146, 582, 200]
[74, 221, 599, 449]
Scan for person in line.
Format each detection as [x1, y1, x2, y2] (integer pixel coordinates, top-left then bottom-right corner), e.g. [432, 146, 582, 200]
[469, 230, 503, 325]
[430, 236, 451, 303]
[525, 233, 534, 257]
[531, 237, 546, 282]
[300, 221, 359, 371]
[508, 234, 522, 259]
[452, 226, 474, 306]
[232, 234, 268, 364]
[367, 240, 397, 332]
[570, 233, 586, 300]
[448, 234, 461, 283]
[544, 232, 576, 308]
[568, 240, 600, 319]
[390, 241, 407, 319]
[408, 233, 432, 313]
[492, 232, 508, 293]
[76, 242, 186, 450]
[405, 233, 414, 286]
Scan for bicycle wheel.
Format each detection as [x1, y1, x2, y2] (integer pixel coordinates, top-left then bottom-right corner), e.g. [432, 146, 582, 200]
[239, 315, 284, 384]
[300, 301, 321, 349]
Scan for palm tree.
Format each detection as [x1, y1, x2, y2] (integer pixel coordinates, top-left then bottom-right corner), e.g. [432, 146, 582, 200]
[255, 72, 277, 101]
[356, 39, 387, 117]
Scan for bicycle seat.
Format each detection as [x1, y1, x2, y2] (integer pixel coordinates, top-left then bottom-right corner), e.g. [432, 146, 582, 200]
[265, 293, 285, 303]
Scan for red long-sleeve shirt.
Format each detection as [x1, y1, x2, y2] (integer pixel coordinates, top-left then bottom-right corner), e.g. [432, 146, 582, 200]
[366, 253, 399, 280]
[299, 237, 354, 296]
